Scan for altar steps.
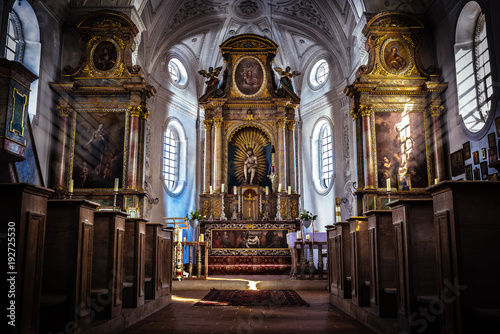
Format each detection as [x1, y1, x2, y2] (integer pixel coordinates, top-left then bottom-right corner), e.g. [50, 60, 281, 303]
[172, 275, 328, 291]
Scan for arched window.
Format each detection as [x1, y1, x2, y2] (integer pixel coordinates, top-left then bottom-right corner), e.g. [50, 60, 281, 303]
[163, 127, 179, 190]
[311, 118, 334, 194]
[162, 118, 187, 196]
[455, 2, 493, 133]
[5, 12, 23, 61]
[320, 124, 333, 188]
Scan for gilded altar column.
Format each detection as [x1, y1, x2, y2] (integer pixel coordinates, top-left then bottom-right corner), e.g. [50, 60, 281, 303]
[53, 105, 72, 190]
[430, 104, 445, 182]
[276, 116, 287, 190]
[203, 119, 213, 193]
[287, 120, 296, 192]
[360, 105, 375, 188]
[126, 105, 141, 189]
[212, 116, 223, 192]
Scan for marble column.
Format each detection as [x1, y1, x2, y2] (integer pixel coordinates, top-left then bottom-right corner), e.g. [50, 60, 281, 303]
[203, 120, 213, 193]
[287, 120, 296, 192]
[360, 105, 375, 189]
[137, 106, 149, 191]
[276, 117, 287, 190]
[430, 105, 445, 182]
[53, 105, 72, 190]
[126, 106, 141, 189]
[212, 117, 223, 192]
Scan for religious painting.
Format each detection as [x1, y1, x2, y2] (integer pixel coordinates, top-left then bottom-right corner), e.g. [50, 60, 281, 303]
[473, 151, 479, 165]
[72, 112, 125, 189]
[488, 146, 498, 165]
[464, 164, 473, 181]
[488, 132, 496, 148]
[375, 111, 428, 189]
[480, 161, 488, 180]
[463, 141, 471, 160]
[489, 173, 498, 181]
[211, 229, 289, 249]
[481, 148, 487, 160]
[383, 40, 409, 73]
[234, 57, 264, 95]
[450, 149, 464, 177]
[92, 41, 117, 71]
[495, 116, 500, 137]
[474, 167, 480, 180]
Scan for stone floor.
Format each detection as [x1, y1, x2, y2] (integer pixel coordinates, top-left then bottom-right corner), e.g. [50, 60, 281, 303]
[119, 289, 375, 334]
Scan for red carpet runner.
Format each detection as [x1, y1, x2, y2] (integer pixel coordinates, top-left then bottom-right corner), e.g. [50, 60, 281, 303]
[194, 289, 310, 307]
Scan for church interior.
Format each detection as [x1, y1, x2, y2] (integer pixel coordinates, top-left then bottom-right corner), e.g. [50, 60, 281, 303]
[1, 0, 499, 333]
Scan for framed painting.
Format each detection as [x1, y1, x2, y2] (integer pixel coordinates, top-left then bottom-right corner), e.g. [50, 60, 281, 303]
[72, 112, 125, 189]
[234, 56, 264, 96]
[480, 161, 488, 180]
[381, 39, 410, 73]
[495, 116, 500, 137]
[375, 111, 428, 189]
[481, 148, 487, 160]
[474, 167, 480, 180]
[463, 141, 471, 160]
[488, 146, 498, 165]
[211, 229, 289, 249]
[464, 164, 473, 181]
[450, 149, 464, 177]
[489, 173, 498, 181]
[488, 132, 496, 148]
[473, 151, 479, 165]
[92, 41, 117, 71]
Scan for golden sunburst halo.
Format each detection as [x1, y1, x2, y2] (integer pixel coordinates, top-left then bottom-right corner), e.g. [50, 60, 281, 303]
[230, 127, 270, 185]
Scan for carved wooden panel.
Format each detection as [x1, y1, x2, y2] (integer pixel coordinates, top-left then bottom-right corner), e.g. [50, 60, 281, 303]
[79, 221, 93, 319]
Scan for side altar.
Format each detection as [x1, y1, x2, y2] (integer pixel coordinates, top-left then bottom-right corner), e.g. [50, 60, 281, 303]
[197, 34, 302, 274]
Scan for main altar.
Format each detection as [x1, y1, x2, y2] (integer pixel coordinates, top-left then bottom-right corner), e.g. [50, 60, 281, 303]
[197, 34, 301, 274]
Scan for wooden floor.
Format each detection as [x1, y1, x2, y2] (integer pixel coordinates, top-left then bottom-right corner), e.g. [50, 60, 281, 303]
[119, 289, 375, 334]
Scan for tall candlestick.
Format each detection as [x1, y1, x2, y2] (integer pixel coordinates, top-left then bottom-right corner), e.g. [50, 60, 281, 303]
[199, 234, 204, 242]
[69, 179, 74, 193]
[233, 186, 237, 195]
[265, 186, 269, 195]
[278, 183, 282, 192]
[221, 183, 225, 193]
[386, 178, 391, 192]
[114, 178, 119, 192]
[210, 186, 213, 194]
[288, 186, 291, 195]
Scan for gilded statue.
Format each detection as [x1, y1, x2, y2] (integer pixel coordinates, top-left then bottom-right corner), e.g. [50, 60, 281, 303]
[274, 66, 301, 92]
[198, 66, 223, 93]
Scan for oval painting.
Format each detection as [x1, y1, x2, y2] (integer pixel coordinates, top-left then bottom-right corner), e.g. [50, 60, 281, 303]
[383, 40, 409, 73]
[235, 57, 264, 95]
[93, 41, 117, 71]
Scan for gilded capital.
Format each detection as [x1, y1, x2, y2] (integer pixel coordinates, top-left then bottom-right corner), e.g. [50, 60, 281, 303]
[287, 120, 296, 131]
[276, 117, 287, 128]
[429, 105, 444, 117]
[359, 105, 372, 117]
[350, 109, 360, 120]
[140, 105, 150, 120]
[129, 105, 142, 117]
[213, 117, 224, 128]
[56, 105, 72, 117]
[203, 120, 213, 130]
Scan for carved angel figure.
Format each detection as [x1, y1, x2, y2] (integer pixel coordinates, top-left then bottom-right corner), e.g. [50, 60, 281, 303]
[274, 66, 301, 92]
[198, 66, 223, 93]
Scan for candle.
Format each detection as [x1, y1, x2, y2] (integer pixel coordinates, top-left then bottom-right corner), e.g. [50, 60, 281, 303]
[265, 186, 269, 195]
[386, 178, 391, 192]
[183, 237, 186, 242]
[177, 229, 182, 241]
[278, 183, 282, 192]
[288, 186, 291, 195]
[233, 186, 237, 195]
[199, 234, 204, 242]
[306, 234, 310, 240]
[271, 166, 275, 173]
[221, 183, 225, 193]
[210, 186, 213, 194]
[434, 178, 439, 185]
[297, 231, 301, 239]
[69, 179, 74, 193]
[114, 178, 119, 192]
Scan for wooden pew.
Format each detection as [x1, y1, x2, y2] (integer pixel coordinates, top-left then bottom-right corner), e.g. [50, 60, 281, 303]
[388, 198, 438, 333]
[327, 222, 351, 299]
[1, 184, 53, 334]
[428, 181, 500, 334]
[91, 211, 128, 319]
[41, 199, 98, 333]
[123, 218, 148, 308]
[348, 216, 370, 307]
[365, 210, 396, 317]
[145, 223, 174, 300]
